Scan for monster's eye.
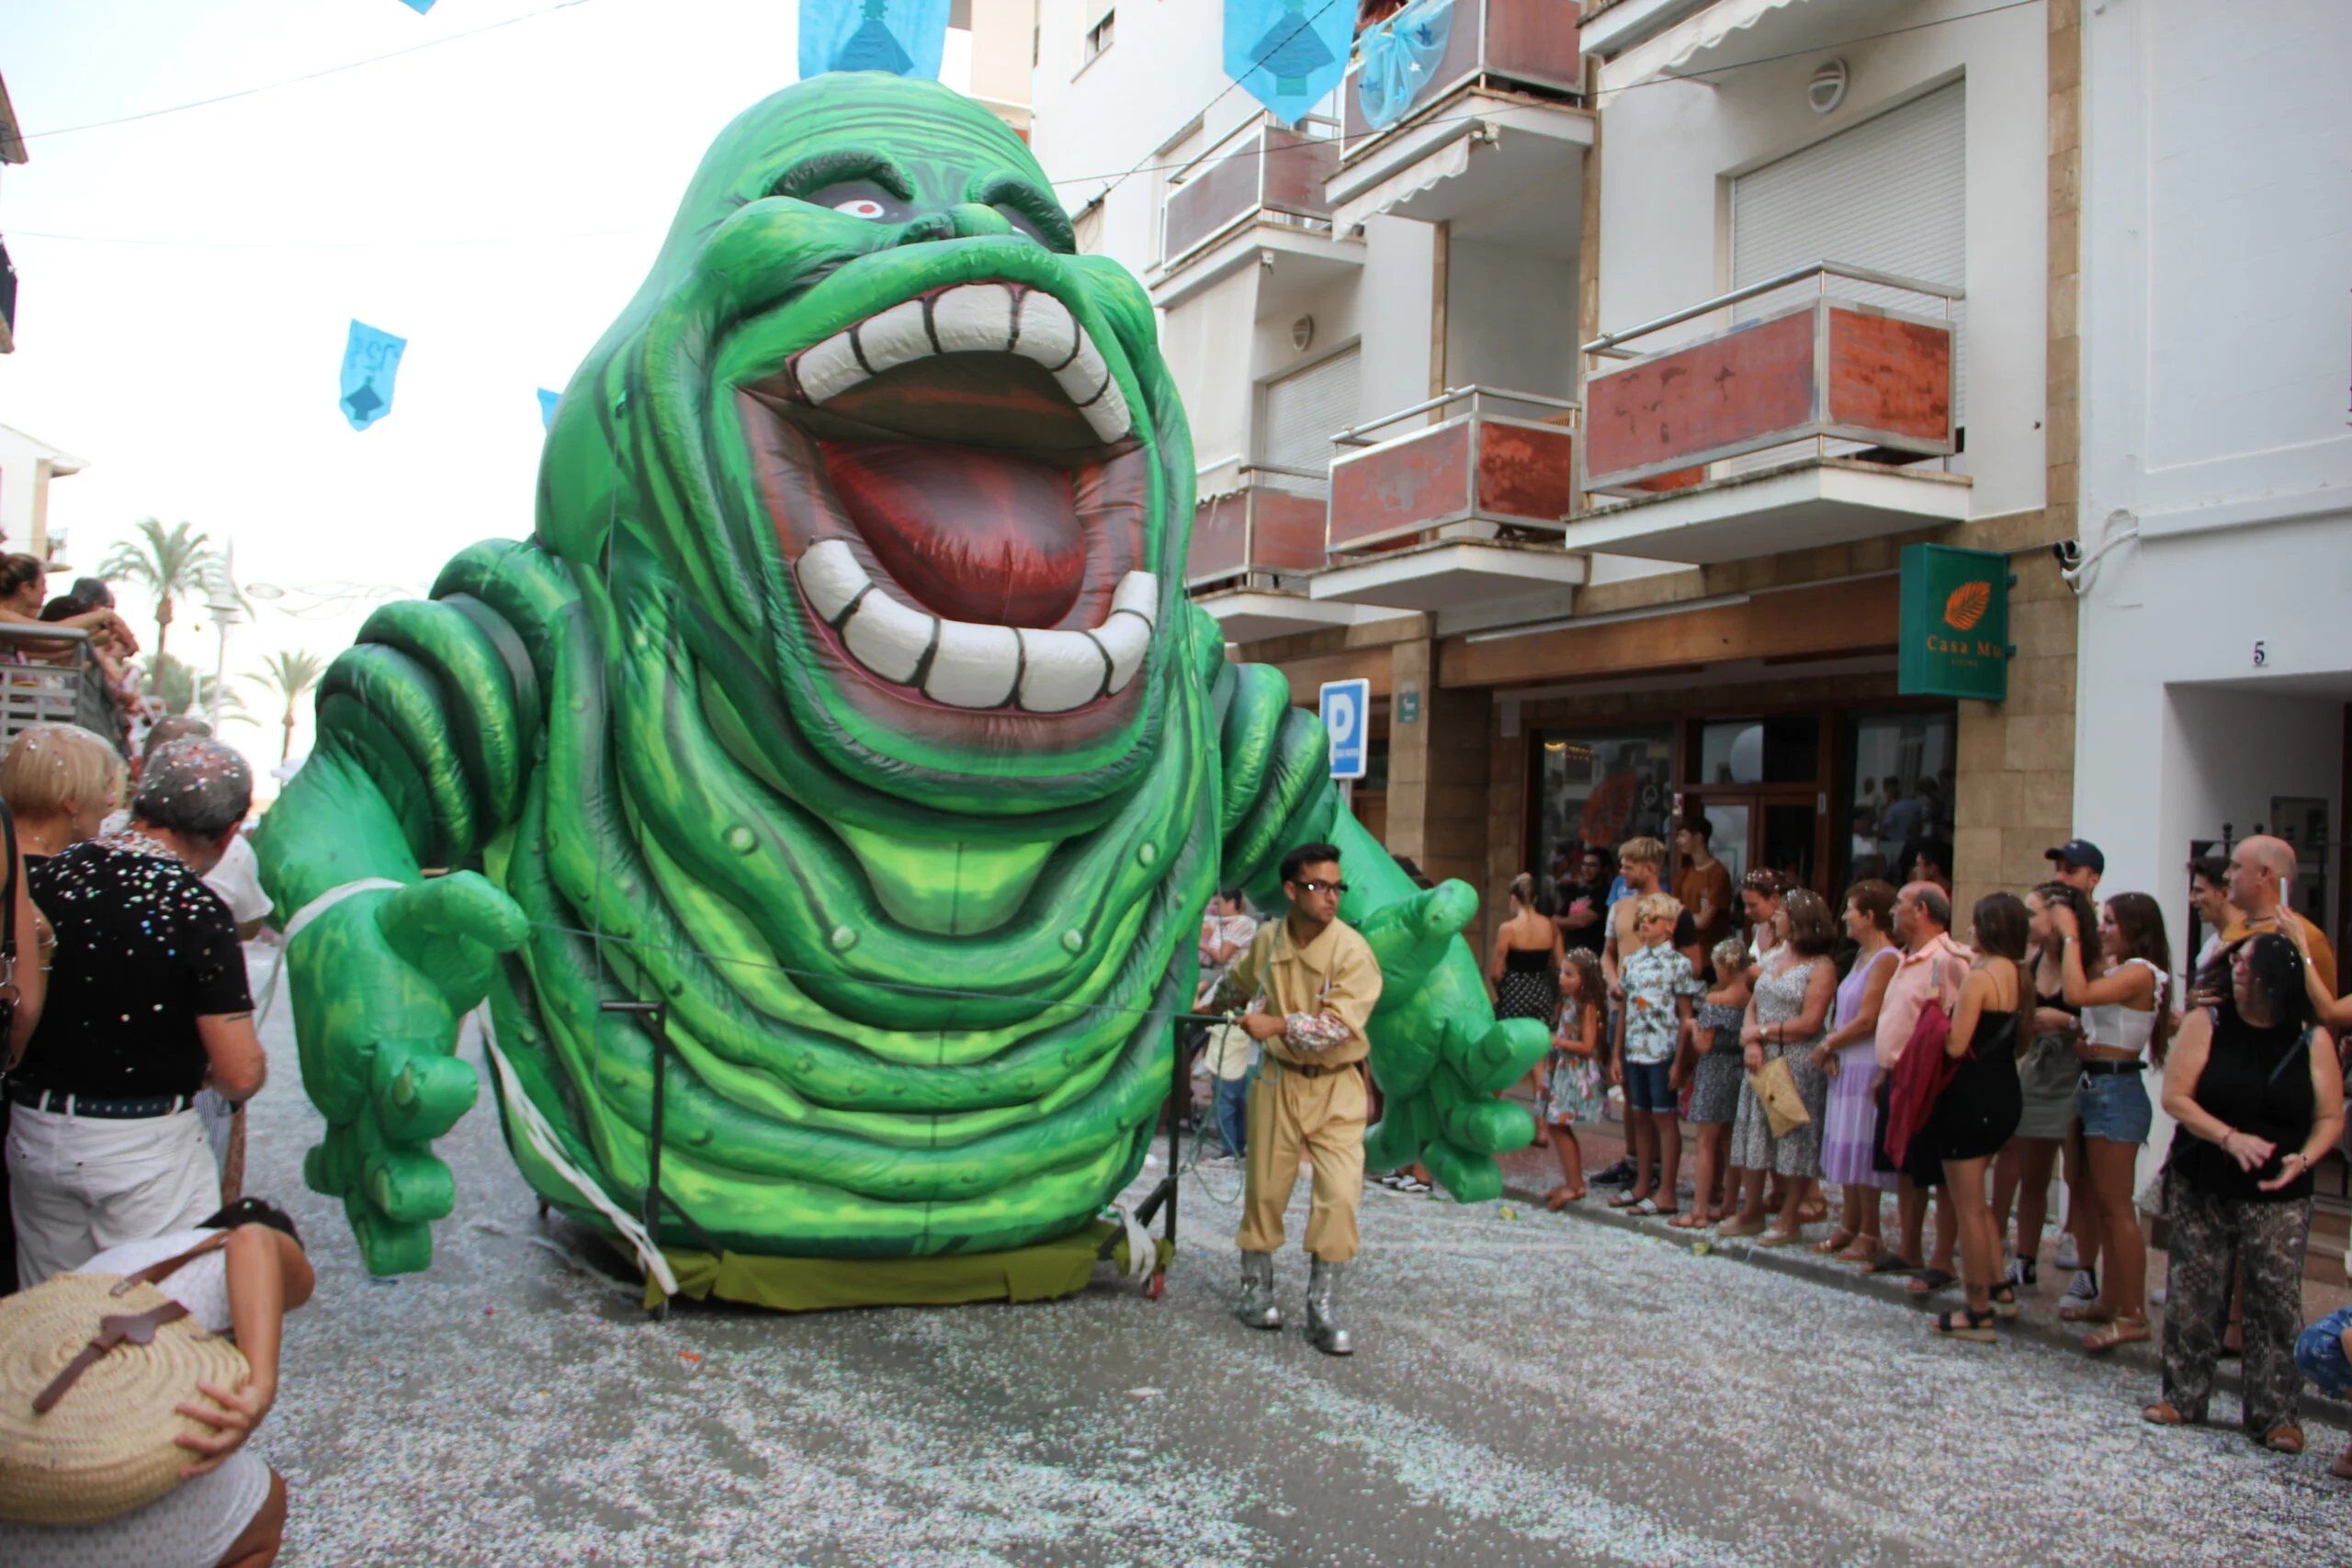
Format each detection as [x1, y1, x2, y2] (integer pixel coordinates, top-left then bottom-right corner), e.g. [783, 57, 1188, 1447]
[805, 181, 910, 223]
[834, 197, 888, 220]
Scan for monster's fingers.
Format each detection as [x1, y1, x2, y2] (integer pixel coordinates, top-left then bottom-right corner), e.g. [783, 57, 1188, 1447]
[379, 873, 528, 1010]
[1433, 1072, 1536, 1156]
[1458, 1016, 1551, 1095]
[1357, 882, 1478, 996]
[346, 1204, 435, 1277]
[370, 1039, 479, 1143]
[363, 1147, 457, 1226]
[1421, 1137, 1501, 1203]
[307, 1123, 440, 1274]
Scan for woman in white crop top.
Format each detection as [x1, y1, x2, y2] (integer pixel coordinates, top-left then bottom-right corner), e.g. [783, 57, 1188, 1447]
[2052, 892, 2175, 1353]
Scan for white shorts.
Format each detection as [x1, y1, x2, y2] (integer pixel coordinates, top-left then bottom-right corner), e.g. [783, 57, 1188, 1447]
[6, 1103, 221, 1289]
[0, 1448, 272, 1568]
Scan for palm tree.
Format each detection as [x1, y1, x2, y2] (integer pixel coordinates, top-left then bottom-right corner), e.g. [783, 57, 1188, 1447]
[97, 519, 222, 667]
[243, 649, 328, 762]
[147, 651, 247, 722]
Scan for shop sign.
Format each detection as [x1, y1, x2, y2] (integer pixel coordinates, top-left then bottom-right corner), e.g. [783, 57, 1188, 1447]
[1899, 544, 2010, 701]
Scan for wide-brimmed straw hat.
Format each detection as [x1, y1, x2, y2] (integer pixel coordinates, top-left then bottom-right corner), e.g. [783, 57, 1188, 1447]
[0, 1271, 250, 1526]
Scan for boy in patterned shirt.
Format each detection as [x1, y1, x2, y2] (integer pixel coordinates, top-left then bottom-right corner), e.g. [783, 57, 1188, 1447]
[1611, 892, 1707, 1217]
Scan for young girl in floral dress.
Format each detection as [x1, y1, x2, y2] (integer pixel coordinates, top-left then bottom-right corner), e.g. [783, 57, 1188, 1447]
[1540, 949, 1608, 1209]
[1671, 938, 1754, 1229]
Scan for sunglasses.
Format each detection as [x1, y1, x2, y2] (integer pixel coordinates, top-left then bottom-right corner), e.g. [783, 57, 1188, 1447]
[1293, 879, 1349, 896]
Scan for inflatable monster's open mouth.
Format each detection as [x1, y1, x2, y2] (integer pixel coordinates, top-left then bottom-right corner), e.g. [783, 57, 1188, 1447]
[739, 281, 1157, 716]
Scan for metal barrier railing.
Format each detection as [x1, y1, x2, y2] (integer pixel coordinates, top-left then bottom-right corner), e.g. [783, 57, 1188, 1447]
[0, 624, 131, 754]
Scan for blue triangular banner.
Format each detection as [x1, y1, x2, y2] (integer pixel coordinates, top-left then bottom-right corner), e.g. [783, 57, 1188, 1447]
[800, 0, 953, 80]
[339, 321, 406, 432]
[537, 389, 560, 428]
[394, 0, 437, 13]
[1225, 0, 1353, 125]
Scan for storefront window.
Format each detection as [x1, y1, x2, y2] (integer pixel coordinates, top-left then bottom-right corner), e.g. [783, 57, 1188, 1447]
[1534, 727, 1676, 878]
[1844, 710, 1957, 886]
[1698, 716, 1819, 784]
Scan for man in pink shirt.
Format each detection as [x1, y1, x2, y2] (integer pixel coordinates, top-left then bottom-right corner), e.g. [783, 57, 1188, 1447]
[1866, 883, 1972, 1286]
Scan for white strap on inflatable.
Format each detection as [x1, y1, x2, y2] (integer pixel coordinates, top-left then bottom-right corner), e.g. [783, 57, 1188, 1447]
[282, 877, 406, 947]
[475, 1004, 682, 1299]
[1108, 1203, 1154, 1283]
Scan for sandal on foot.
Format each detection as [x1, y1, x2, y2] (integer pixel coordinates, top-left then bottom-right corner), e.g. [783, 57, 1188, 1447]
[1754, 1228, 1805, 1248]
[1608, 1191, 1647, 1210]
[1625, 1198, 1662, 1216]
[1834, 1239, 1881, 1264]
[2329, 1439, 2352, 1480]
[1666, 1213, 1711, 1230]
[1544, 1185, 1575, 1211]
[2083, 1315, 2150, 1352]
[1929, 1307, 1998, 1343]
[1905, 1268, 1959, 1295]
[1810, 1229, 1859, 1255]
[2058, 1301, 2115, 1324]
[1862, 1252, 1921, 1276]
[1989, 1284, 2020, 1321]
[1713, 1217, 1768, 1238]
[2264, 1427, 2305, 1455]
[2142, 1402, 2188, 1427]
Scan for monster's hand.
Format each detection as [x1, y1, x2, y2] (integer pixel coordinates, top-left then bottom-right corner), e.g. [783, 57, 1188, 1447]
[1317, 837, 1550, 1202]
[288, 874, 528, 1274]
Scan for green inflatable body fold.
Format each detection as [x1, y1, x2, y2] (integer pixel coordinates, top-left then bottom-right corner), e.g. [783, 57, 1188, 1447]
[253, 73, 1546, 1289]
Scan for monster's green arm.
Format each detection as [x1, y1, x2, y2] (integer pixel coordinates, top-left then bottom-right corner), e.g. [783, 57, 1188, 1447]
[1205, 634, 1551, 1203]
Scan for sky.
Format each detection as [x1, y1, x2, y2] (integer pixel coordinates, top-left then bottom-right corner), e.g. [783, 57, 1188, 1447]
[1, 0, 977, 786]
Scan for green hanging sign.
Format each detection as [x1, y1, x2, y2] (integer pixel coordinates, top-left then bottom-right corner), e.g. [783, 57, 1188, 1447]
[1899, 543, 2010, 701]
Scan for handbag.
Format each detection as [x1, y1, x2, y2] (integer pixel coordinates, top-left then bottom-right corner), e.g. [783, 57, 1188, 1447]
[1886, 956, 1962, 1168]
[1747, 1053, 1812, 1139]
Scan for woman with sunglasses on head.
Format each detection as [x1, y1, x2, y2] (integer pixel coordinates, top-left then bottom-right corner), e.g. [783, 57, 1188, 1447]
[2051, 891, 2171, 1351]
[2148, 933, 2343, 1450]
[1990, 884, 2094, 1300]
[1923, 893, 2029, 1343]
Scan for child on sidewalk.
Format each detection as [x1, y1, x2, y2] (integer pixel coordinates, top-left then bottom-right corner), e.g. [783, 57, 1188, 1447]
[1671, 937, 1754, 1230]
[1539, 949, 1608, 1209]
[1611, 894, 1706, 1218]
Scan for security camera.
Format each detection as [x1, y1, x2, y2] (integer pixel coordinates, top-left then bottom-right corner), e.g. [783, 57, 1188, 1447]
[2051, 539, 2084, 570]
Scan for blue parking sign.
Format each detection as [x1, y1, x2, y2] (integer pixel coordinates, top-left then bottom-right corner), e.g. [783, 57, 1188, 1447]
[1319, 678, 1370, 780]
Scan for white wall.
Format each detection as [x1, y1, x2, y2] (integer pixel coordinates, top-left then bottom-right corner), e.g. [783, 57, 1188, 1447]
[1593, 0, 2049, 516]
[1445, 240, 1578, 402]
[2073, 0, 2352, 933]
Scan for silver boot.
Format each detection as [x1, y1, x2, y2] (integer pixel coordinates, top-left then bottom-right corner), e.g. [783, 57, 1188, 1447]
[1306, 1257, 1354, 1356]
[1236, 1250, 1282, 1330]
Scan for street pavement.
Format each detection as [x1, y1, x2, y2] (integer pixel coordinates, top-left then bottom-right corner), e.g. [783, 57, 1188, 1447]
[239, 972, 2350, 1566]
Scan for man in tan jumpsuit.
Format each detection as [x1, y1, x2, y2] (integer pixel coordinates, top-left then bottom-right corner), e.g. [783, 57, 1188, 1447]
[1218, 840, 1384, 1354]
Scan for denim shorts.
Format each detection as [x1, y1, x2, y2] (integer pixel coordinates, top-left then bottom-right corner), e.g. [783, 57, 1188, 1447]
[2076, 1067, 2153, 1145]
[1623, 1058, 1675, 1115]
[2295, 1305, 2352, 1399]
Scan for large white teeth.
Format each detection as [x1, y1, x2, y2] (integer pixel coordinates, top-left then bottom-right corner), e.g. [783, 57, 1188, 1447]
[799, 552, 1159, 712]
[786, 284, 1131, 439]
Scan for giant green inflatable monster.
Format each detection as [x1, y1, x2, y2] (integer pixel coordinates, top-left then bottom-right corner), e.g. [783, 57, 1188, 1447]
[254, 73, 1548, 1299]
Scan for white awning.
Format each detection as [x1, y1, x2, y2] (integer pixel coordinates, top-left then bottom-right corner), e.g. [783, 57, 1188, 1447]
[1330, 136, 1472, 235]
[1595, 0, 1807, 96]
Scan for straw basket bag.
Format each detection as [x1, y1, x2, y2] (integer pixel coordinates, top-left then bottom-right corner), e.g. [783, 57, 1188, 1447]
[0, 1237, 250, 1527]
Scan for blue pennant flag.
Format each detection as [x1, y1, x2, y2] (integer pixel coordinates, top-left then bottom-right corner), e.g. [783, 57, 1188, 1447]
[800, 0, 953, 81]
[1225, 0, 1354, 125]
[393, 0, 437, 13]
[1358, 0, 1455, 130]
[339, 320, 406, 432]
[537, 389, 560, 428]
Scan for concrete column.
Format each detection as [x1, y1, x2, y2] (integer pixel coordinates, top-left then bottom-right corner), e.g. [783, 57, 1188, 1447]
[1384, 637, 1492, 918]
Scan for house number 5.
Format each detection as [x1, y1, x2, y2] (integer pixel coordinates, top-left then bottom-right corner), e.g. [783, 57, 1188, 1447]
[2253, 641, 2268, 667]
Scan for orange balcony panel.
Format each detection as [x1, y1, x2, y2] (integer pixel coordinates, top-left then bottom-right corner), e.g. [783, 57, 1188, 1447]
[1164, 123, 1338, 264]
[1826, 308, 1951, 443]
[1585, 299, 1955, 492]
[1585, 311, 1815, 486]
[1329, 414, 1574, 552]
[1187, 484, 1329, 587]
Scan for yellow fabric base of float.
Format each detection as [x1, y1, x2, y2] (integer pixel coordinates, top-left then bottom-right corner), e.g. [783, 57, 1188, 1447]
[649, 1220, 1121, 1312]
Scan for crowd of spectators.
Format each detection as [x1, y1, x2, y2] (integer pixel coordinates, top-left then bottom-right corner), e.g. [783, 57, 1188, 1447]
[1510, 825, 2352, 1472]
[0, 719, 299, 1565]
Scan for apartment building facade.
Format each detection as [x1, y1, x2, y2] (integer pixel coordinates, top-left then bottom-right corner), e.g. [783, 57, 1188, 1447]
[1033, 0, 2081, 938]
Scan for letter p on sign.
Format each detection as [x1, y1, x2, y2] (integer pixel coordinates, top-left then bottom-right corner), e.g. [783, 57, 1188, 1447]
[1320, 678, 1370, 780]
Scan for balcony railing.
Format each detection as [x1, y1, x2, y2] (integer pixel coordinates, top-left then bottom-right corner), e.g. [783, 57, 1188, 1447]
[1338, 0, 1584, 152]
[1327, 387, 1579, 554]
[1187, 466, 1331, 589]
[0, 624, 130, 754]
[1582, 261, 1962, 495]
[1162, 115, 1340, 268]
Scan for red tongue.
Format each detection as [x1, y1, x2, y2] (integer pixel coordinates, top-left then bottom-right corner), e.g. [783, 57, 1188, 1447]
[821, 440, 1086, 627]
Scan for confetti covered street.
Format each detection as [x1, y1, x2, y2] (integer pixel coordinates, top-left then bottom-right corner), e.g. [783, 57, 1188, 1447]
[236, 987, 2349, 1568]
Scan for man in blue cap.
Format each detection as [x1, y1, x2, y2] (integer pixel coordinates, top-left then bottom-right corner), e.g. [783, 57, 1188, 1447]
[2046, 839, 2104, 896]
